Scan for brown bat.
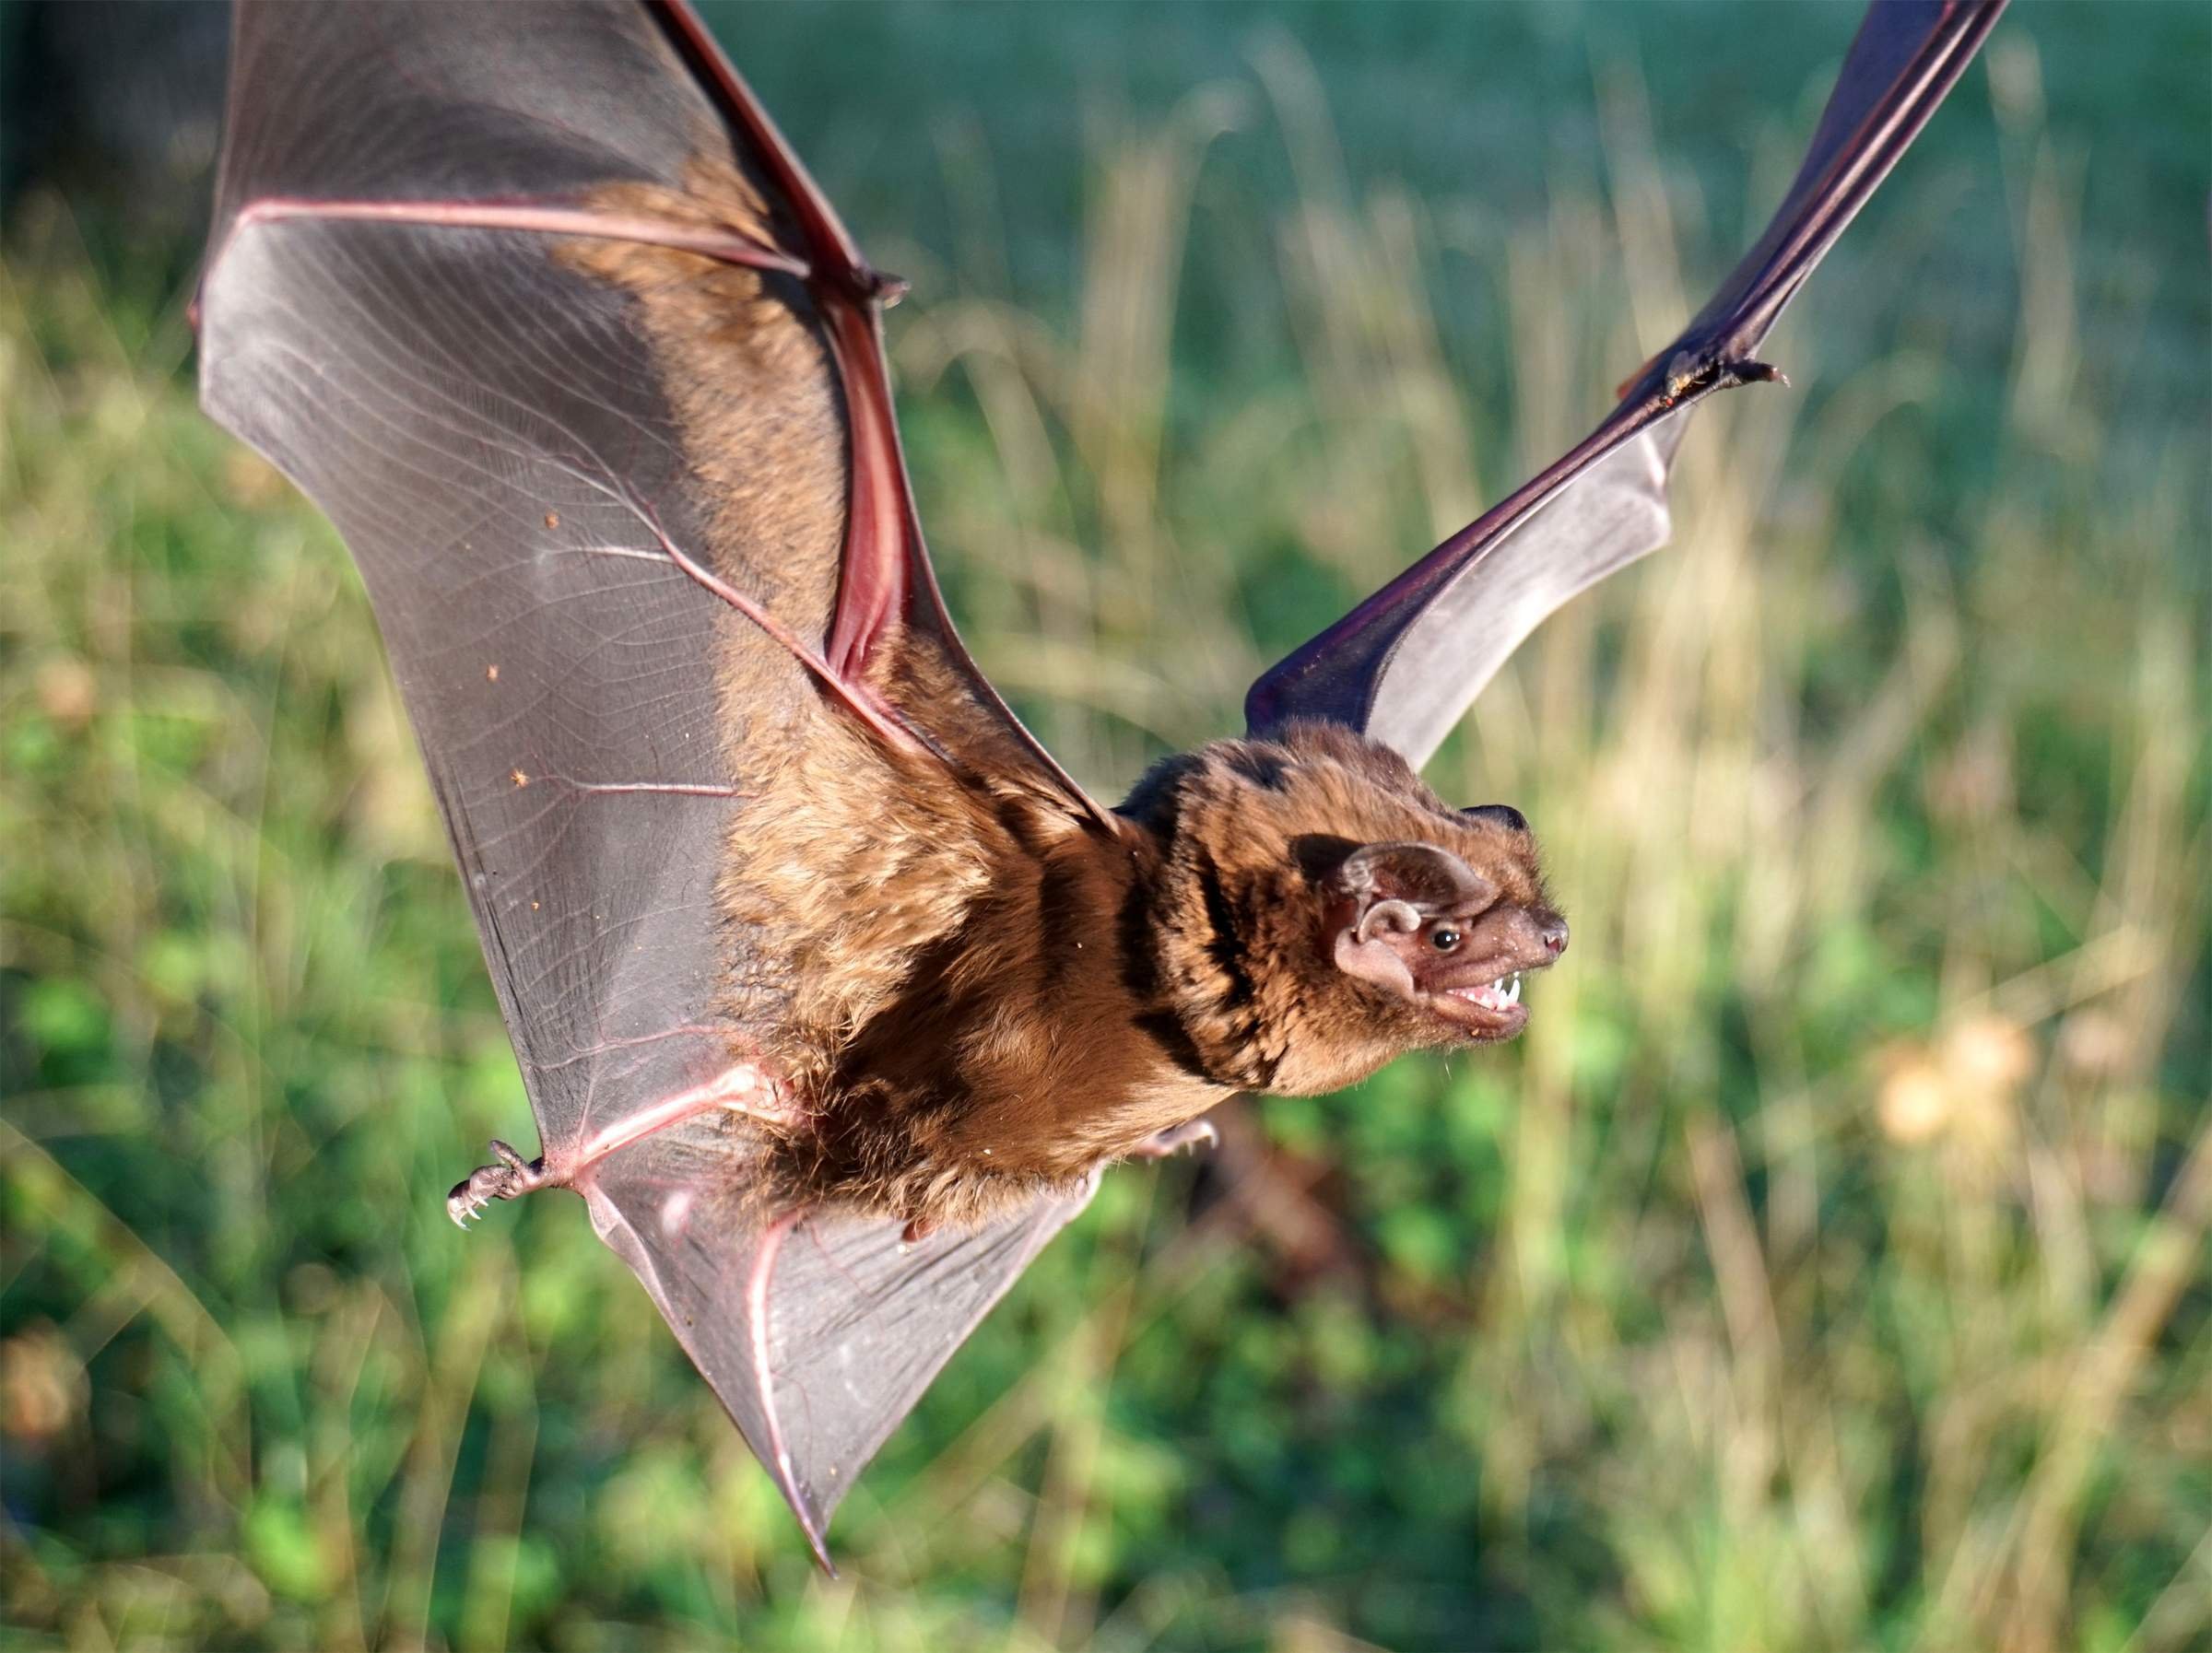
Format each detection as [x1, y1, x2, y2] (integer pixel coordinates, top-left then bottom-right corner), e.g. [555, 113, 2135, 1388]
[195, 0, 2006, 1566]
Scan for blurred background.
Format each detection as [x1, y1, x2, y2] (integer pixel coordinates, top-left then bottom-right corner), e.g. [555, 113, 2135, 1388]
[3, 1, 2206, 1647]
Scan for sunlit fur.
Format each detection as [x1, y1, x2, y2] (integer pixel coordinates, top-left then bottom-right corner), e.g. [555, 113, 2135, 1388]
[720, 696, 1559, 1232]
[574, 183, 1563, 1237]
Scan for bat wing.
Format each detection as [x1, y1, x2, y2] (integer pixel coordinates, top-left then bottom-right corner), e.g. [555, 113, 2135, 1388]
[1243, 0, 2006, 768]
[593, 1137, 1093, 1558]
[197, 0, 1095, 1565]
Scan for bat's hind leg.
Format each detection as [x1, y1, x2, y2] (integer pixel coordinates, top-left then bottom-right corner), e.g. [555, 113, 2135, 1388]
[449, 1061, 797, 1229]
[449, 1140, 546, 1227]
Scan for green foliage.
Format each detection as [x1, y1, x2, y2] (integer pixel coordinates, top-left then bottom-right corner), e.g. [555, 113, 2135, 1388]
[4, 4, 2207, 1650]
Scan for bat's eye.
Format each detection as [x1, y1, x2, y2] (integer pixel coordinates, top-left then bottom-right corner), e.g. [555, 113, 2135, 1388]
[1430, 926, 1462, 952]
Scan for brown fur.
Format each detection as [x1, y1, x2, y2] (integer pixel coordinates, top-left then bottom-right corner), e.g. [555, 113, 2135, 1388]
[562, 157, 1559, 1236]
[1121, 721, 1554, 1097]
[713, 713, 1556, 1235]
[559, 155, 849, 635]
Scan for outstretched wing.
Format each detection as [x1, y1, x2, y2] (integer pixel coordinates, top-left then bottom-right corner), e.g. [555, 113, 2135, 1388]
[196, 0, 1094, 1566]
[1244, 0, 2006, 768]
[593, 1140, 1093, 1560]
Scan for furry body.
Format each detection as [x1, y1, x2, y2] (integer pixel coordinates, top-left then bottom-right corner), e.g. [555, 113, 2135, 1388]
[722, 703, 1556, 1232]
[561, 163, 1561, 1236]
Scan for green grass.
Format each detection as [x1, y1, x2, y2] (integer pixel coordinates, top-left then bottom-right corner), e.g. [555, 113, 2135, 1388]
[4, 4, 2208, 1649]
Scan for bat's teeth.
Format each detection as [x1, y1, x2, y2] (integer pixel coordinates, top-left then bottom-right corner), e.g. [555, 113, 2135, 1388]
[1447, 979, 1525, 1014]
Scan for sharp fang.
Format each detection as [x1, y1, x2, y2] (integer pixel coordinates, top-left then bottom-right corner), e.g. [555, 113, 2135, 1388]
[1446, 979, 1526, 1014]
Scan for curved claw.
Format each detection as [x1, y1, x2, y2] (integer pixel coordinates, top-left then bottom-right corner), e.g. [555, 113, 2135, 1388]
[1130, 1118, 1219, 1161]
[446, 1139, 547, 1229]
[1658, 350, 1789, 407]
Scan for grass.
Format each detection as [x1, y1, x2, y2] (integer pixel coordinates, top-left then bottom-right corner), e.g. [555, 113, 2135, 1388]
[4, 4, 2207, 1649]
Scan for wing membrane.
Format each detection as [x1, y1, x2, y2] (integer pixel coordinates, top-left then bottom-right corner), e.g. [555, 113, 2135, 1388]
[198, 0, 1091, 1564]
[1244, 0, 2005, 768]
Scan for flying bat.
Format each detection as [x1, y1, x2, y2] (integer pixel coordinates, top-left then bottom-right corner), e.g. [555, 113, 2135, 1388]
[195, 0, 2006, 1567]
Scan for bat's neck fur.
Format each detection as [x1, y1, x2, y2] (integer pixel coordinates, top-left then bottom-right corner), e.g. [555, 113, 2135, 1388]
[726, 683, 1535, 1232]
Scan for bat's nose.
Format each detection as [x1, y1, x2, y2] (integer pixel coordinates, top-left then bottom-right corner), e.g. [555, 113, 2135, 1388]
[1540, 916, 1569, 957]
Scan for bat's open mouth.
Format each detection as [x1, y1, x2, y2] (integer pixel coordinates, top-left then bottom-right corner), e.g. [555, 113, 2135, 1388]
[1424, 964, 1543, 1040]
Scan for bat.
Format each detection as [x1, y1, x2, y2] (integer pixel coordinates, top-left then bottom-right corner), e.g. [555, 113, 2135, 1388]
[194, 0, 2006, 1568]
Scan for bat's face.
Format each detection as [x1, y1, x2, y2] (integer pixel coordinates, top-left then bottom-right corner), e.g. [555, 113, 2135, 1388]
[1134, 726, 1569, 1096]
[1322, 819, 1566, 1046]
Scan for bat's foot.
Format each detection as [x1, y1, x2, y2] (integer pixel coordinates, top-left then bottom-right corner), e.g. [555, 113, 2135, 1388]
[1130, 1118, 1219, 1161]
[446, 1062, 794, 1230]
[447, 1139, 547, 1228]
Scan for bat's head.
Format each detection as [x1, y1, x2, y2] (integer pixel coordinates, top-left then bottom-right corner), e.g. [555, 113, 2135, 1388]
[1123, 722, 1567, 1093]
[1318, 825, 1566, 1045]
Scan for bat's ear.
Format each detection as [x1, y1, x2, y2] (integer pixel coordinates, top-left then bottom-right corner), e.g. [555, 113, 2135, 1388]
[1461, 803, 1529, 834]
[1334, 922, 1418, 995]
[1325, 841, 1493, 915]
[1324, 842, 1493, 997]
